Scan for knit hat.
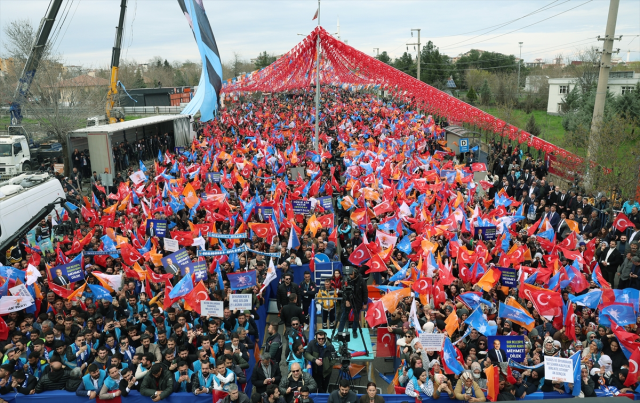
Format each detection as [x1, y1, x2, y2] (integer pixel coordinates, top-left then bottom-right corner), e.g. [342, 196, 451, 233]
[512, 370, 521, 380]
[413, 368, 426, 379]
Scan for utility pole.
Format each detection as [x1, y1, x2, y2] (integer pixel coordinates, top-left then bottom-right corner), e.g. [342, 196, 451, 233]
[314, 0, 321, 152]
[517, 42, 523, 98]
[373, 48, 379, 57]
[407, 29, 421, 81]
[588, 0, 620, 183]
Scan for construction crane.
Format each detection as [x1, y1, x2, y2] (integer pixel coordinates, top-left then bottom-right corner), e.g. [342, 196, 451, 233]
[105, 0, 128, 124]
[3, 0, 64, 174]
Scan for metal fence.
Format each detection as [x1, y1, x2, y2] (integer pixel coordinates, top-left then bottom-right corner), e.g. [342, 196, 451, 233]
[117, 106, 185, 115]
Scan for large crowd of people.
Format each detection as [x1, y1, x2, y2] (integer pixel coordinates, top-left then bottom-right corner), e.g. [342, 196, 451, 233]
[2, 87, 640, 403]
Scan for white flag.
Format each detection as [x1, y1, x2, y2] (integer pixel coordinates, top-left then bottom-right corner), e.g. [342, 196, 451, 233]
[0, 296, 34, 314]
[25, 264, 41, 286]
[92, 272, 123, 292]
[260, 259, 277, 296]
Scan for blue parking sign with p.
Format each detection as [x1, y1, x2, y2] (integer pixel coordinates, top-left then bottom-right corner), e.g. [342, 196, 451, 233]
[459, 138, 469, 153]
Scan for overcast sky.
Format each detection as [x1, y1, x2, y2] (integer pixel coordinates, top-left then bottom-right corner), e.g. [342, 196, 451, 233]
[1, 0, 639, 69]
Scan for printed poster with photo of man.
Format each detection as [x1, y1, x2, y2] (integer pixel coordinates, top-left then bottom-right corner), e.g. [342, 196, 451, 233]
[161, 248, 191, 275]
[49, 261, 85, 287]
[181, 261, 208, 282]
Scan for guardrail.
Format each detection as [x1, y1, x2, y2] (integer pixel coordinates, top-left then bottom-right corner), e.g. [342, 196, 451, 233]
[116, 106, 185, 115]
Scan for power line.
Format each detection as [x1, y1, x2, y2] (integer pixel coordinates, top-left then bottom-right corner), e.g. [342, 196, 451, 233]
[439, 0, 595, 52]
[442, 0, 570, 48]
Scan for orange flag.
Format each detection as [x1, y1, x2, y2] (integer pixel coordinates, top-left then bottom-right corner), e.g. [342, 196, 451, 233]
[380, 287, 412, 314]
[485, 365, 500, 402]
[68, 282, 87, 300]
[445, 310, 459, 336]
[475, 268, 502, 292]
[182, 183, 199, 209]
[505, 297, 535, 332]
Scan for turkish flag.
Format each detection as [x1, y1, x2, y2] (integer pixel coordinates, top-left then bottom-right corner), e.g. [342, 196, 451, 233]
[365, 300, 387, 328]
[521, 284, 563, 317]
[163, 283, 176, 311]
[183, 281, 210, 314]
[0, 316, 8, 341]
[559, 232, 577, 250]
[248, 223, 270, 239]
[147, 269, 173, 284]
[48, 281, 73, 298]
[365, 254, 387, 274]
[349, 243, 372, 266]
[471, 163, 487, 172]
[565, 302, 576, 341]
[375, 326, 396, 357]
[213, 390, 229, 403]
[373, 201, 394, 217]
[613, 212, 636, 232]
[412, 278, 431, 295]
[123, 265, 141, 280]
[625, 348, 640, 386]
[171, 230, 194, 246]
[120, 243, 143, 266]
[317, 213, 334, 229]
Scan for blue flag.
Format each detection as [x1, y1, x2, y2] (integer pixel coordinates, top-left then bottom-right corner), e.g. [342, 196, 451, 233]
[169, 274, 194, 299]
[389, 261, 410, 282]
[88, 284, 113, 302]
[464, 307, 497, 336]
[227, 270, 257, 291]
[570, 352, 582, 397]
[396, 236, 412, 254]
[458, 292, 493, 311]
[0, 266, 26, 282]
[442, 338, 465, 375]
[287, 228, 300, 250]
[139, 160, 147, 172]
[524, 272, 538, 285]
[569, 290, 602, 309]
[65, 201, 79, 211]
[498, 302, 534, 325]
[601, 304, 636, 326]
[158, 149, 163, 164]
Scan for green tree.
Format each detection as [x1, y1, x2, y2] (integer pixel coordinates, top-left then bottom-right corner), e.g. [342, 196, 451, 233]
[393, 52, 416, 77]
[174, 69, 187, 87]
[479, 79, 492, 105]
[419, 41, 450, 86]
[133, 68, 146, 88]
[525, 114, 541, 137]
[613, 82, 640, 121]
[466, 86, 477, 103]
[163, 60, 172, 70]
[254, 51, 276, 70]
[375, 51, 392, 64]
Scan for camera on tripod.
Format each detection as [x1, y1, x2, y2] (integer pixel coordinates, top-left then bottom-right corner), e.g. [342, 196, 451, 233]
[335, 331, 350, 344]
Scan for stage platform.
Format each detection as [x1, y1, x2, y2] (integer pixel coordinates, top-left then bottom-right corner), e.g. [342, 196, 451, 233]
[328, 327, 374, 361]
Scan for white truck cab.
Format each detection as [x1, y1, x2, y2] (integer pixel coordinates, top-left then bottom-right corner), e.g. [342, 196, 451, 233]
[0, 135, 32, 176]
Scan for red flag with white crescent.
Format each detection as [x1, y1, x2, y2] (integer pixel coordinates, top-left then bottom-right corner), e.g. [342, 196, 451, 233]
[365, 300, 387, 328]
[375, 326, 396, 357]
[625, 348, 640, 386]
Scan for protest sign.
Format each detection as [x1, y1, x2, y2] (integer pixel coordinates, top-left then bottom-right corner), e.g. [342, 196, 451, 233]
[292, 200, 311, 214]
[147, 220, 167, 238]
[497, 267, 518, 288]
[258, 206, 274, 219]
[161, 248, 191, 275]
[49, 261, 84, 285]
[544, 356, 574, 383]
[318, 196, 334, 211]
[418, 333, 444, 351]
[182, 261, 208, 282]
[474, 226, 497, 240]
[164, 238, 179, 252]
[10, 284, 33, 300]
[206, 172, 221, 183]
[201, 301, 223, 317]
[487, 336, 526, 361]
[229, 294, 252, 311]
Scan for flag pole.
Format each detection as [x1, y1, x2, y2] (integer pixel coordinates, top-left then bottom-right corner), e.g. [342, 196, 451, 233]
[314, 0, 321, 152]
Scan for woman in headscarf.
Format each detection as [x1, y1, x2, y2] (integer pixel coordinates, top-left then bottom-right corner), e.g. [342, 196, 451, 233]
[522, 368, 544, 395]
[432, 373, 454, 400]
[453, 371, 486, 402]
[582, 337, 603, 364]
[542, 336, 557, 357]
[399, 354, 423, 386]
[405, 368, 434, 399]
[470, 362, 486, 389]
[603, 339, 628, 370]
[597, 355, 614, 384]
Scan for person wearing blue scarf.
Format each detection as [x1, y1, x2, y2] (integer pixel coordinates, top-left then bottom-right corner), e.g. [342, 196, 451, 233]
[192, 361, 216, 395]
[173, 361, 193, 392]
[76, 364, 106, 398]
[99, 365, 137, 399]
[68, 334, 91, 370]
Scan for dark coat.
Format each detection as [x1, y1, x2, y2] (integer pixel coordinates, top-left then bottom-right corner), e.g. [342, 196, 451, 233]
[251, 360, 282, 394]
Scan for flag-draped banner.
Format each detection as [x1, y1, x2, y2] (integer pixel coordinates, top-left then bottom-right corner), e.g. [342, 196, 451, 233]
[222, 27, 590, 171]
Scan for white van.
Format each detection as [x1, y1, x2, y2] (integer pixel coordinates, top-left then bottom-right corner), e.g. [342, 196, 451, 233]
[0, 174, 66, 247]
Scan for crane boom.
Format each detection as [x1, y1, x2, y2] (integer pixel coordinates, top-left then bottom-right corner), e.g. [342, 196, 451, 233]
[9, 0, 64, 126]
[106, 0, 128, 124]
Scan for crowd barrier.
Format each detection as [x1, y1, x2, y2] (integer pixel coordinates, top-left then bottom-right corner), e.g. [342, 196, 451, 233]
[0, 390, 632, 403]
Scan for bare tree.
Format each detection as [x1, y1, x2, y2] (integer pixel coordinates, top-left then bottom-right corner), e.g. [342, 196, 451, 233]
[1, 19, 104, 175]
